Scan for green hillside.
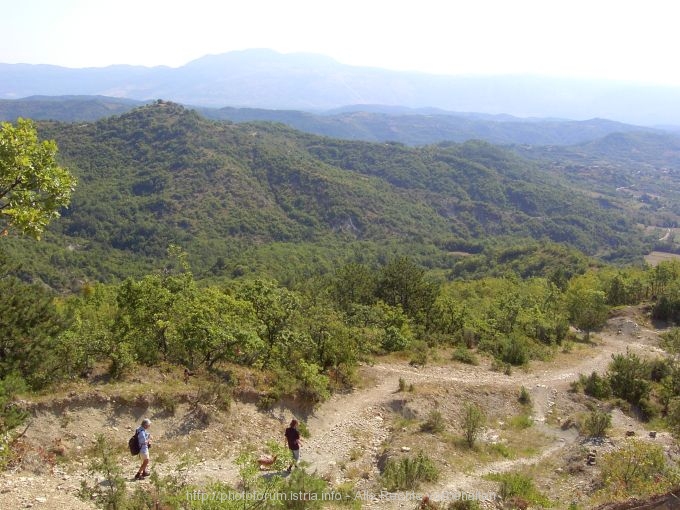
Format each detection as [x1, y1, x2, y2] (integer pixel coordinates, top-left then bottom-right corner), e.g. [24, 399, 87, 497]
[515, 132, 680, 251]
[0, 95, 145, 122]
[2, 101, 650, 289]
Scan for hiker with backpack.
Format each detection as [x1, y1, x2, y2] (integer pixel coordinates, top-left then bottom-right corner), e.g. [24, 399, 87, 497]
[133, 418, 152, 480]
[284, 419, 302, 472]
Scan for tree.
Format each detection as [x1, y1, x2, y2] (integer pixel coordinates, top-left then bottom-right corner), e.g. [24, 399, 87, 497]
[565, 274, 609, 340]
[331, 262, 376, 312]
[237, 279, 301, 367]
[0, 119, 76, 238]
[607, 351, 650, 406]
[376, 257, 439, 324]
[166, 287, 261, 369]
[0, 276, 67, 388]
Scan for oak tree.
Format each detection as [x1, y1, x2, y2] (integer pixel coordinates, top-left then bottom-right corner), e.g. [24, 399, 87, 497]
[0, 119, 76, 238]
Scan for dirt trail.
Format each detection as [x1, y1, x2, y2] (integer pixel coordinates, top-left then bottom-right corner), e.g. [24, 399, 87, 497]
[297, 312, 663, 508]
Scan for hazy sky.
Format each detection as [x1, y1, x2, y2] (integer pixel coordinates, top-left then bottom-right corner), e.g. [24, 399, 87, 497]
[3, 0, 680, 85]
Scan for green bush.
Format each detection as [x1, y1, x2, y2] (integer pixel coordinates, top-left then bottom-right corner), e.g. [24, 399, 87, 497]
[448, 500, 481, 510]
[581, 372, 612, 399]
[607, 352, 650, 406]
[452, 347, 479, 366]
[491, 359, 512, 375]
[501, 335, 529, 366]
[509, 413, 533, 430]
[297, 420, 311, 439]
[462, 402, 486, 448]
[600, 439, 678, 498]
[381, 452, 439, 490]
[280, 468, 328, 510]
[583, 410, 611, 438]
[486, 471, 551, 507]
[637, 397, 658, 422]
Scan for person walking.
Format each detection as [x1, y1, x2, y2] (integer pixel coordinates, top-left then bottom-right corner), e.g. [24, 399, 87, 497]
[134, 418, 152, 480]
[284, 419, 301, 472]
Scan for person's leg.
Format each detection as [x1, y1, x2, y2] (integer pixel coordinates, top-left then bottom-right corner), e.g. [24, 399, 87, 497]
[287, 449, 297, 471]
[136, 452, 150, 479]
[288, 449, 299, 471]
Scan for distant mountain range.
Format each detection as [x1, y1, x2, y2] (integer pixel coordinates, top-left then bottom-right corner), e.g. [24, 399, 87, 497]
[0, 95, 660, 147]
[2, 49, 680, 125]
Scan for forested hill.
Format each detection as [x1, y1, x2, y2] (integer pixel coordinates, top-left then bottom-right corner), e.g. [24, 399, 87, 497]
[3, 101, 648, 288]
[0, 95, 146, 122]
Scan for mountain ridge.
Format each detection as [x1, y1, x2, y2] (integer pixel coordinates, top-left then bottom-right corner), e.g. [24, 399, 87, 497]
[3, 49, 680, 125]
[0, 95, 660, 146]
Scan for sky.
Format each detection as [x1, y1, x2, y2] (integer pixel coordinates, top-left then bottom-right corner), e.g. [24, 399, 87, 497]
[3, 0, 680, 86]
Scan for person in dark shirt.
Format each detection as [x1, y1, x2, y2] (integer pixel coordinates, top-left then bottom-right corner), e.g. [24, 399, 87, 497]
[284, 419, 301, 472]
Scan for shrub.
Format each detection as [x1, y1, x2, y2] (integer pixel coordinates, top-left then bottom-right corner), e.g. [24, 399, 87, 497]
[461, 402, 485, 448]
[155, 393, 177, 415]
[518, 386, 531, 405]
[649, 358, 672, 382]
[382, 325, 412, 352]
[607, 352, 650, 406]
[501, 335, 529, 366]
[448, 500, 481, 510]
[281, 468, 328, 509]
[666, 398, 680, 438]
[509, 413, 533, 430]
[636, 397, 658, 422]
[78, 434, 126, 509]
[257, 392, 279, 411]
[0, 375, 28, 434]
[381, 452, 439, 490]
[398, 377, 407, 392]
[296, 361, 330, 406]
[410, 348, 428, 367]
[194, 379, 232, 412]
[583, 410, 611, 438]
[582, 372, 612, 399]
[452, 347, 479, 366]
[491, 359, 512, 375]
[600, 439, 677, 498]
[486, 472, 551, 507]
[297, 420, 311, 439]
[421, 410, 445, 434]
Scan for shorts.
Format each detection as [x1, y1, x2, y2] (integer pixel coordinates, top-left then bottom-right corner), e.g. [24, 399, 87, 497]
[290, 449, 300, 462]
[140, 450, 150, 461]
